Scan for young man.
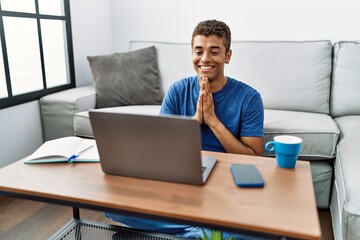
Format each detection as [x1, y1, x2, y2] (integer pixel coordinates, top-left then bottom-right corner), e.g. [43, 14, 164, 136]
[161, 19, 264, 156]
[106, 20, 264, 239]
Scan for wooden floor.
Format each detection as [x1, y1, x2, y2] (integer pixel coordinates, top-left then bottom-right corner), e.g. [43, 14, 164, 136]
[0, 197, 334, 240]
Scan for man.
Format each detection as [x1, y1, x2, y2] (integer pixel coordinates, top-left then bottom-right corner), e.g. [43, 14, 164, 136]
[161, 19, 264, 156]
[106, 20, 264, 239]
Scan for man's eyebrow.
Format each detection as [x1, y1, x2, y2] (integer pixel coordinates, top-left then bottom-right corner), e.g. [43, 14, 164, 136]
[193, 46, 221, 50]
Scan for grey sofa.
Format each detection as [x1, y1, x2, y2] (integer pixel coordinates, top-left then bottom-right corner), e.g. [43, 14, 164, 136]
[39, 40, 360, 240]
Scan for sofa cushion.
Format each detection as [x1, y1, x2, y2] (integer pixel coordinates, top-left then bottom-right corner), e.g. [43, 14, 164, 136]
[74, 105, 161, 138]
[263, 109, 339, 159]
[87, 46, 163, 108]
[228, 41, 332, 114]
[331, 41, 360, 117]
[331, 116, 360, 240]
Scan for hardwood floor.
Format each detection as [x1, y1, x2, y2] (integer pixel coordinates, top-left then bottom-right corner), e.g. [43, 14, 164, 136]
[318, 208, 334, 240]
[0, 197, 114, 240]
[0, 197, 334, 240]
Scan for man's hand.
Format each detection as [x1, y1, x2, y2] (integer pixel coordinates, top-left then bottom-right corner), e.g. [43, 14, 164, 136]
[193, 80, 204, 123]
[194, 77, 217, 124]
[199, 77, 219, 127]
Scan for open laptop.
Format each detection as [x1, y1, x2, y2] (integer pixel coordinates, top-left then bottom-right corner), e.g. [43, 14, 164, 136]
[89, 111, 217, 185]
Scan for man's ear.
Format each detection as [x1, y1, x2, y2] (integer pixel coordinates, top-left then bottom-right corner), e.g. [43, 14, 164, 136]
[225, 49, 232, 64]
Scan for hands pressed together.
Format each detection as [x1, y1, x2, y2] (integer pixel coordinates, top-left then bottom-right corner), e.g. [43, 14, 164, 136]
[193, 77, 262, 156]
[194, 77, 219, 128]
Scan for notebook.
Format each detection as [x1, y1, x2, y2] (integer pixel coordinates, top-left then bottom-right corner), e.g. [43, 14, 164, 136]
[89, 111, 217, 185]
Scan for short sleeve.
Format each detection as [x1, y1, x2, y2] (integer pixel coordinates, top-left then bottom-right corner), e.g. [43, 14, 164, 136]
[160, 84, 177, 115]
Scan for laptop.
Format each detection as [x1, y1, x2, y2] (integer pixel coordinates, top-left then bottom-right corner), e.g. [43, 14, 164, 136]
[89, 111, 217, 185]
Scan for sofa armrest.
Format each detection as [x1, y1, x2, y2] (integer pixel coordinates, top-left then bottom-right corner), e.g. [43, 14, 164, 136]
[40, 85, 96, 141]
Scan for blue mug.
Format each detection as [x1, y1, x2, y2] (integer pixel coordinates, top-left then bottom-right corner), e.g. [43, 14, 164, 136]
[265, 135, 302, 169]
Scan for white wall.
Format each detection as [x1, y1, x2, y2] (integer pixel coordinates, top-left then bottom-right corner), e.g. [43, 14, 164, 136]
[73, 0, 360, 85]
[110, 0, 360, 52]
[0, 0, 112, 168]
[0, 101, 43, 167]
[71, 0, 113, 86]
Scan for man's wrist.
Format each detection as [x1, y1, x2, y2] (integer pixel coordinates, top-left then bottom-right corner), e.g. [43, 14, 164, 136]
[193, 113, 202, 123]
[206, 117, 221, 129]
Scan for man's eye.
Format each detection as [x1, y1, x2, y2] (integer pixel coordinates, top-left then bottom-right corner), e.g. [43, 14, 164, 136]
[212, 51, 220, 55]
[194, 51, 202, 55]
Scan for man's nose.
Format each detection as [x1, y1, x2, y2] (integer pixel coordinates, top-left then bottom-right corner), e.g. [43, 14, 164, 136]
[201, 52, 211, 62]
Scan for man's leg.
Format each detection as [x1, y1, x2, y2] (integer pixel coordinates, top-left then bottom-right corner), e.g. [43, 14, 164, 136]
[105, 212, 190, 234]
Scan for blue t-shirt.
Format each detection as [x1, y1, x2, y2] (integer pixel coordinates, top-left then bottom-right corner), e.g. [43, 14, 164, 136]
[160, 75, 264, 152]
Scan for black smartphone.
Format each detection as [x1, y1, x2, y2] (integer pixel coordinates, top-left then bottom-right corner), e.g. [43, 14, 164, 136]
[230, 164, 265, 188]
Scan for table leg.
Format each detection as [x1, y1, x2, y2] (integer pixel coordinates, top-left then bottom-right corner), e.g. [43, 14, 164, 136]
[73, 206, 80, 219]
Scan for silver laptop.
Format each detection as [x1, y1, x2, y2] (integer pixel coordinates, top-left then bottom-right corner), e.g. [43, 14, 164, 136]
[89, 111, 217, 185]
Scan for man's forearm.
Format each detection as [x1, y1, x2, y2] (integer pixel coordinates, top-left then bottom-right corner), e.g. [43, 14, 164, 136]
[209, 120, 259, 155]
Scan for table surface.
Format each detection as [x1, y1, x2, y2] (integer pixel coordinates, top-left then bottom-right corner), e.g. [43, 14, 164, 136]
[0, 151, 321, 239]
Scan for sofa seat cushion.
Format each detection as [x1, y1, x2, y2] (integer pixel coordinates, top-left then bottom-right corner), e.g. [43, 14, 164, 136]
[331, 116, 360, 240]
[74, 105, 161, 138]
[334, 116, 360, 202]
[263, 109, 340, 159]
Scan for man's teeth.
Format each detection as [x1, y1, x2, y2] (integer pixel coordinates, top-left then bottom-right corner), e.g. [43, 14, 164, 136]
[200, 66, 212, 69]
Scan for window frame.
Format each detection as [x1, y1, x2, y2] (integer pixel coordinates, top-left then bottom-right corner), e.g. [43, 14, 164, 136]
[0, 0, 75, 109]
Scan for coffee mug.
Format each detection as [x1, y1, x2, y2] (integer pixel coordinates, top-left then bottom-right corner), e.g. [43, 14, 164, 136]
[265, 135, 302, 169]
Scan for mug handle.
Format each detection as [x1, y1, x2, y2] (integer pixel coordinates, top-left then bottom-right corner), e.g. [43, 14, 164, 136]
[265, 141, 275, 152]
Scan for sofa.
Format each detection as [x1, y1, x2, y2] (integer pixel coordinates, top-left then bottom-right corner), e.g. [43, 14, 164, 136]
[39, 40, 360, 240]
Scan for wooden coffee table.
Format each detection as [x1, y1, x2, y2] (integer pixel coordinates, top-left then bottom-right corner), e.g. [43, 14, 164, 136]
[0, 151, 321, 239]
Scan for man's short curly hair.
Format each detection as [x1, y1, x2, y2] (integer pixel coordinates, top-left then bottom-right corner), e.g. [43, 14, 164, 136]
[191, 20, 231, 53]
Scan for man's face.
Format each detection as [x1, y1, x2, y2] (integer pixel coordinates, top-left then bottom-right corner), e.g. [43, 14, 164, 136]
[192, 35, 231, 82]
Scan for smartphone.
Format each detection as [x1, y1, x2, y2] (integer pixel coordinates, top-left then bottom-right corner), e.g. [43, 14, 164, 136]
[230, 164, 265, 188]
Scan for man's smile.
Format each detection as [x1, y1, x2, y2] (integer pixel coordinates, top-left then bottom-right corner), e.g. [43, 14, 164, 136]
[199, 65, 215, 71]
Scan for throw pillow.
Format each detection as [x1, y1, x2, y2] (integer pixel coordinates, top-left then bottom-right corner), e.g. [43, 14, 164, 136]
[87, 46, 163, 108]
